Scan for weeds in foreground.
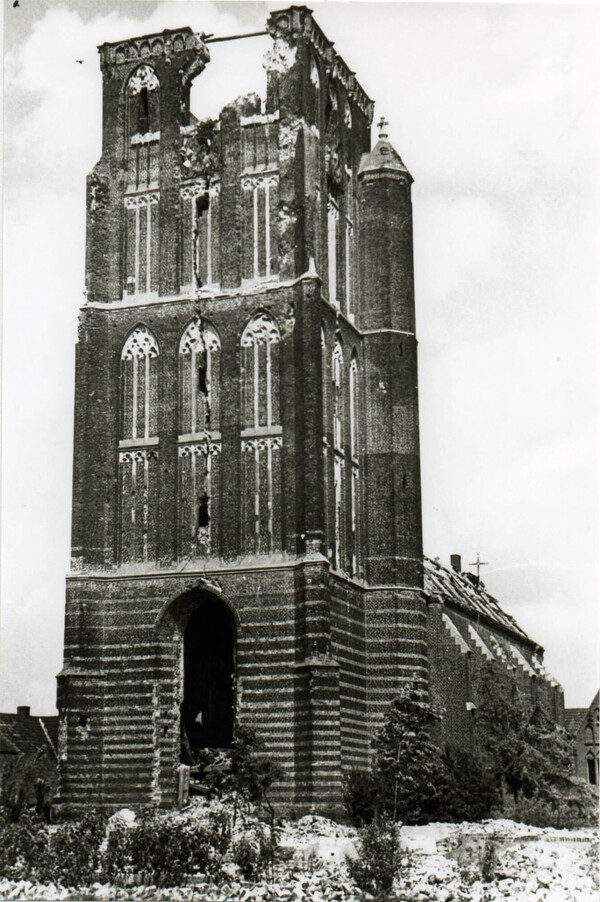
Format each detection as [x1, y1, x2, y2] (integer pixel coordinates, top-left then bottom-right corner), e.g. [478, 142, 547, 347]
[587, 839, 600, 891]
[346, 816, 405, 901]
[480, 837, 498, 882]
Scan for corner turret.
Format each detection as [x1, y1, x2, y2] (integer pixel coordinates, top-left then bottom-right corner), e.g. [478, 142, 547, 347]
[358, 118, 413, 182]
[356, 117, 422, 587]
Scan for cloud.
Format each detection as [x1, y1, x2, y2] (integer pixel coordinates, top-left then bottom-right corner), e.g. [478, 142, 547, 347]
[2, 1, 598, 711]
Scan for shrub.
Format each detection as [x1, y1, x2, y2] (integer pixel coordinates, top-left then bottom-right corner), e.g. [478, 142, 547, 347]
[207, 809, 231, 858]
[102, 809, 232, 887]
[232, 821, 279, 880]
[440, 747, 500, 822]
[451, 833, 499, 886]
[101, 818, 134, 886]
[347, 816, 401, 901]
[343, 769, 379, 826]
[480, 837, 498, 882]
[230, 725, 284, 817]
[509, 787, 594, 830]
[0, 810, 49, 880]
[126, 815, 213, 886]
[38, 810, 107, 886]
[232, 836, 258, 880]
[256, 822, 279, 880]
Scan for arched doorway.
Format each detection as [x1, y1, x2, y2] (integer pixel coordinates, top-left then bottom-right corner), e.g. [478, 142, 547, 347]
[180, 595, 235, 762]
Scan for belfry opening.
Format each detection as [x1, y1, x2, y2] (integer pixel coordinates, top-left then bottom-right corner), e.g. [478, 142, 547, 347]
[180, 594, 235, 762]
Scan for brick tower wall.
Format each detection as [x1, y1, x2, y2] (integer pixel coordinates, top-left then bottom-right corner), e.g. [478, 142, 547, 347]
[58, 8, 427, 815]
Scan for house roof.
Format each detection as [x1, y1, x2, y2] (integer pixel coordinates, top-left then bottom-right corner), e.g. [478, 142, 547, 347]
[564, 691, 599, 736]
[0, 711, 58, 758]
[564, 708, 588, 735]
[424, 556, 533, 645]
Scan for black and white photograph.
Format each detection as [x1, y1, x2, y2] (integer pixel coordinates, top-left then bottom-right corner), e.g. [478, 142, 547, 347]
[1, 1, 598, 899]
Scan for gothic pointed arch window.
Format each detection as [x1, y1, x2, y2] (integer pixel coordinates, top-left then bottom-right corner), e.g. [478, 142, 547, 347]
[127, 64, 160, 139]
[332, 339, 345, 568]
[349, 353, 358, 460]
[349, 352, 360, 575]
[124, 66, 160, 292]
[321, 326, 328, 427]
[240, 312, 281, 429]
[332, 339, 344, 453]
[179, 318, 221, 435]
[178, 319, 222, 558]
[321, 327, 330, 555]
[309, 54, 321, 125]
[327, 195, 339, 308]
[587, 753, 597, 785]
[240, 312, 282, 553]
[119, 325, 159, 563]
[121, 325, 159, 441]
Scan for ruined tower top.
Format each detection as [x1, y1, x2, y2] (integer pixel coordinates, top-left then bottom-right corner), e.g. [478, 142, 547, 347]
[266, 5, 373, 122]
[85, 5, 379, 304]
[98, 26, 210, 79]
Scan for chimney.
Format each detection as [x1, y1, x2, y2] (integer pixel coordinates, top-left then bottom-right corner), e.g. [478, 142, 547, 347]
[450, 554, 461, 574]
[17, 705, 30, 717]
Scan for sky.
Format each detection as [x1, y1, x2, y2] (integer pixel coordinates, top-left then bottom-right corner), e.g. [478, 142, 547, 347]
[1, 1, 599, 713]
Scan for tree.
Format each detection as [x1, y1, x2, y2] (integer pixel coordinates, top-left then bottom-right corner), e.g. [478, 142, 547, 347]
[373, 684, 446, 824]
[475, 665, 593, 826]
[440, 746, 500, 822]
[0, 749, 56, 823]
[229, 724, 283, 812]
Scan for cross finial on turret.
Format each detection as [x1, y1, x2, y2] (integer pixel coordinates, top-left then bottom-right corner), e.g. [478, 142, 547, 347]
[377, 116, 389, 139]
[469, 553, 489, 586]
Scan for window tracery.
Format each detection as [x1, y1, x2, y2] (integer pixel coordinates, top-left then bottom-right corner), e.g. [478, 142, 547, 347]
[121, 326, 159, 441]
[178, 440, 221, 557]
[241, 312, 281, 429]
[343, 96, 352, 129]
[332, 340, 344, 452]
[178, 319, 221, 557]
[240, 312, 282, 553]
[128, 64, 160, 95]
[119, 447, 158, 563]
[327, 196, 339, 307]
[179, 319, 221, 434]
[332, 339, 344, 568]
[127, 65, 160, 138]
[180, 180, 221, 289]
[350, 354, 360, 575]
[125, 65, 160, 200]
[124, 192, 159, 294]
[310, 57, 320, 89]
[241, 173, 278, 282]
[322, 327, 331, 559]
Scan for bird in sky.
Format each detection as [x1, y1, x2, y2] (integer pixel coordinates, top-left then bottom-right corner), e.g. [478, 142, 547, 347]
[76, 60, 84, 64]
[13, 1, 20, 8]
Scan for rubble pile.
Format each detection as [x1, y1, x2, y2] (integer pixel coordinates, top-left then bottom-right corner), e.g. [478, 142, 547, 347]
[0, 816, 596, 901]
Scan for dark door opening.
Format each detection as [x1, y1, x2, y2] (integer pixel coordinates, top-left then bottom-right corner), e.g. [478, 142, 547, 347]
[180, 597, 235, 762]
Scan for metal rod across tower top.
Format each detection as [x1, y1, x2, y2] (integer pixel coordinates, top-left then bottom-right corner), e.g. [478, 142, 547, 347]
[203, 31, 269, 44]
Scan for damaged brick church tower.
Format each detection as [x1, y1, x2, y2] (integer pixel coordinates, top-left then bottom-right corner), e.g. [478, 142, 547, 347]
[57, 6, 426, 812]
